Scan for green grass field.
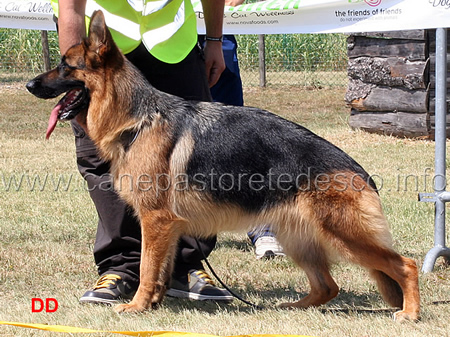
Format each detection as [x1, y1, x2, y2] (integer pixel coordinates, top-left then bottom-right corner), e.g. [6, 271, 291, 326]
[0, 83, 449, 337]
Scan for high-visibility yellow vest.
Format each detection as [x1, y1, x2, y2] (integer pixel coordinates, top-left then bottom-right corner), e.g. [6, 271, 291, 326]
[51, 0, 197, 64]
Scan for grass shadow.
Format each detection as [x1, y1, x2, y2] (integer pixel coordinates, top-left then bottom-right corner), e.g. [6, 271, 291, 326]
[161, 284, 396, 319]
[215, 237, 253, 252]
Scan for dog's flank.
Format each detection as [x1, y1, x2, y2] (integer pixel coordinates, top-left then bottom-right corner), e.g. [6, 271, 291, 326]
[27, 10, 420, 322]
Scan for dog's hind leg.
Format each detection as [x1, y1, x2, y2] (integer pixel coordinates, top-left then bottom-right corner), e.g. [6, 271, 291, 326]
[278, 239, 339, 309]
[115, 209, 183, 313]
[339, 243, 420, 322]
[346, 196, 419, 321]
[357, 249, 420, 322]
[316, 184, 420, 322]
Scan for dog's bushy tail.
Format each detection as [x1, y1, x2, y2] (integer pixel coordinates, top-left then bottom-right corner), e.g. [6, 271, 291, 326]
[369, 269, 403, 308]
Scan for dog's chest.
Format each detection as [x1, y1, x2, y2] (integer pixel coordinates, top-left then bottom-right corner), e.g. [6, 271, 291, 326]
[110, 125, 175, 211]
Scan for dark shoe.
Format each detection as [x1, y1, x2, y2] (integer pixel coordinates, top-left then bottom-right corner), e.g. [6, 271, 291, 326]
[166, 270, 233, 302]
[79, 274, 136, 305]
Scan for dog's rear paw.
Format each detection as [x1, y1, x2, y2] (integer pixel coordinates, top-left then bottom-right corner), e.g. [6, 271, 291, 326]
[114, 303, 146, 313]
[393, 310, 420, 323]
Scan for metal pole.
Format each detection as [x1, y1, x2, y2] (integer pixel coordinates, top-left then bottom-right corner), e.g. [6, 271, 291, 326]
[258, 34, 266, 87]
[422, 28, 450, 273]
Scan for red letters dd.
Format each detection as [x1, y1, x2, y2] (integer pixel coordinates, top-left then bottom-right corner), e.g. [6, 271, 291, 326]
[31, 298, 58, 313]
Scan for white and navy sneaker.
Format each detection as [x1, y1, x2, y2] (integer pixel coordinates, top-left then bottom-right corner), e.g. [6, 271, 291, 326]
[254, 236, 285, 259]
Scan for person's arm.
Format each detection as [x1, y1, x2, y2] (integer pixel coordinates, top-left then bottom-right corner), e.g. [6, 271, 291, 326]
[57, 0, 87, 55]
[225, 0, 245, 6]
[201, 0, 225, 87]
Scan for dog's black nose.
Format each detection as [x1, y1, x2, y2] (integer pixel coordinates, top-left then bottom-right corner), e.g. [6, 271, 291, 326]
[26, 78, 40, 94]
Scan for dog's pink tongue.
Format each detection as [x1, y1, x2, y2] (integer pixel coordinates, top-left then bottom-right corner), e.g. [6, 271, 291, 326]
[46, 104, 61, 140]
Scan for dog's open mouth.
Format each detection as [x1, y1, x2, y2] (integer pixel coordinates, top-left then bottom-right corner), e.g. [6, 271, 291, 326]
[47, 87, 89, 139]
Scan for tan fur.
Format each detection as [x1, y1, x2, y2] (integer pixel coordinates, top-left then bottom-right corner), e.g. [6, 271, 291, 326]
[112, 116, 173, 212]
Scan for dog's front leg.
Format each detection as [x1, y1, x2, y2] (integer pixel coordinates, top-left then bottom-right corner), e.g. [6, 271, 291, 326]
[115, 209, 182, 313]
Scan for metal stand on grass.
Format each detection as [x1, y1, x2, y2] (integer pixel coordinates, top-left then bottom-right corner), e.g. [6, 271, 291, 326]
[419, 28, 450, 273]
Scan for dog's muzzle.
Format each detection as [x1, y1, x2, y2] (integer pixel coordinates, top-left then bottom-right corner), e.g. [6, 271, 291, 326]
[26, 76, 89, 139]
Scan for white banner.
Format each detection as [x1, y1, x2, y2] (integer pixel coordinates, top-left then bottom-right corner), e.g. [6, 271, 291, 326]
[0, 1, 55, 30]
[0, 0, 449, 33]
[213, 0, 450, 34]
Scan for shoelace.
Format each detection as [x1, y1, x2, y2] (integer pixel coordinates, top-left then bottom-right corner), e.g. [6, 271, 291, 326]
[193, 270, 215, 286]
[92, 274, 122, 290]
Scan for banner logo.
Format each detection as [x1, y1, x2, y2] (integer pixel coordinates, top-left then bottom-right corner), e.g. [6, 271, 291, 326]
[348, 0, 382, 6]
[365, 0, 382, 6]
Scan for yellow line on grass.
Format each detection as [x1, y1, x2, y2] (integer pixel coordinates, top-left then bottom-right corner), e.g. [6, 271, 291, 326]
[0, 321, 312, 337]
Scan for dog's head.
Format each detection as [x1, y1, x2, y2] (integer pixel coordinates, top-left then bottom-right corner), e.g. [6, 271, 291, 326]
[26, 10, 122, 139]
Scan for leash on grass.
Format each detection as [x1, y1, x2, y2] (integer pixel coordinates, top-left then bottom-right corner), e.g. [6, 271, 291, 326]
[195, 238, 265, 310]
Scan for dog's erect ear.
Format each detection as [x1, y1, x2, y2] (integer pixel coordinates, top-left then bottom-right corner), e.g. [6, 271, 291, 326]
[87, 10, 115, 57]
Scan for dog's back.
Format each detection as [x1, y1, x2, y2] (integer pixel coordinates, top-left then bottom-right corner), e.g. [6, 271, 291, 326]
[180, 102, 376, 210]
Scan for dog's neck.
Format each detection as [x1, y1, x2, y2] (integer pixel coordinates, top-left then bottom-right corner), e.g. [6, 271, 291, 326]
[119, 128, 141, 152]
[84, 59, 186, 165]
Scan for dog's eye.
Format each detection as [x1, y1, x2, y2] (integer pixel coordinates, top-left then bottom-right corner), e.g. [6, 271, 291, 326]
[64, 63, 77, 70]
[58, 55, 86, 73]
[57, 62, 78, 75]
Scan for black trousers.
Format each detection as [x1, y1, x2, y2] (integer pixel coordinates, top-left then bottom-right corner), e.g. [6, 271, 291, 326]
[73, 42, 216, 287]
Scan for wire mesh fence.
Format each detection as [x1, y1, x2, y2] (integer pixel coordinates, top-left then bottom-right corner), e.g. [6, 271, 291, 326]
[236, 33, 348, 87]
[0, 29, 59, 79]
[0, 28, 348, 87]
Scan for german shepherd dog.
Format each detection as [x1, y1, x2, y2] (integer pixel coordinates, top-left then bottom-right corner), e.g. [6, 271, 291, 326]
[27, 11, 419, 321]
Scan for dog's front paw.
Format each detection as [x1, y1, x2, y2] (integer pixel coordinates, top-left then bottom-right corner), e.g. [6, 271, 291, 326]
[114, 303, 146, 314]
[393, 310, 420, 323]
[278, 302, 296, 309]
